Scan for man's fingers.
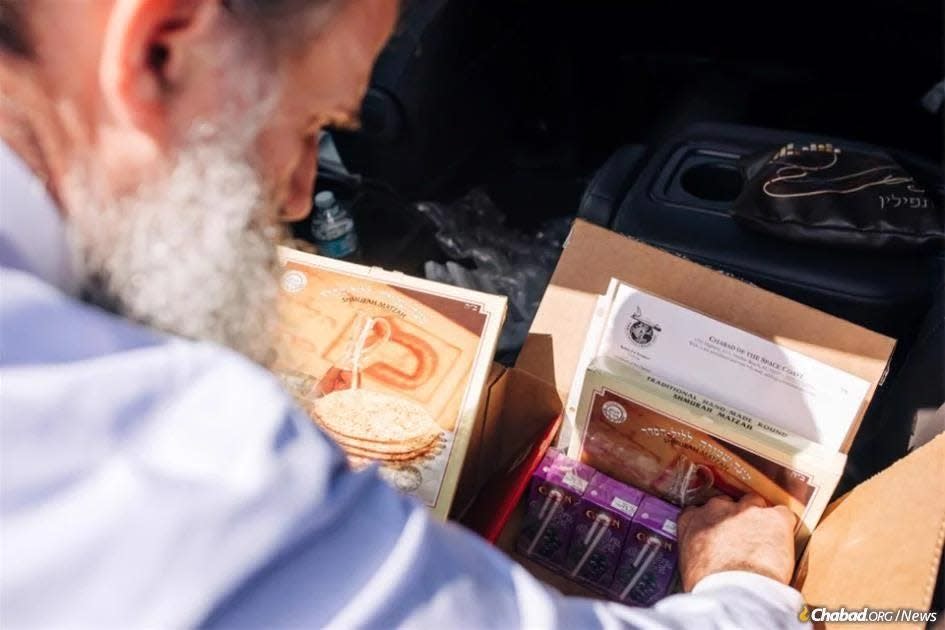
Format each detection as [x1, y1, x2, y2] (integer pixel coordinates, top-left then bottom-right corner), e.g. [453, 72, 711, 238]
[737, 493, 767, 509]
[678, 494, 796, 541]
[677, 492, 798, 590]
[705, 495, 735, 510]
[772, 504, 798, 528]
[677, 507, 697, 537]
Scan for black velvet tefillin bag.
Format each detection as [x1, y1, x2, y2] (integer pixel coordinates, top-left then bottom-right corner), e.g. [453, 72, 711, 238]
[733, 142, 943, 251]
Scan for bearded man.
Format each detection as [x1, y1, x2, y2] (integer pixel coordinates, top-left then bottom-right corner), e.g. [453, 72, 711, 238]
[0, 1, 805, 627]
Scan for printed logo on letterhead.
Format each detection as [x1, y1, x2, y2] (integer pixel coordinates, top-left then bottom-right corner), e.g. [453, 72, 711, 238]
[625, 306, 662, 347]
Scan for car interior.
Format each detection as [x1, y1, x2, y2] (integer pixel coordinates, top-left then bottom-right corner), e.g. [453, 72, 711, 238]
[294, 2, 944, 598]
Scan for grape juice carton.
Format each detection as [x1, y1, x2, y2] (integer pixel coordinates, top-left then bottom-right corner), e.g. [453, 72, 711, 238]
[517, 449, 595, 569]
[610, 495, 680, 605]
[564, 472, 645, 590]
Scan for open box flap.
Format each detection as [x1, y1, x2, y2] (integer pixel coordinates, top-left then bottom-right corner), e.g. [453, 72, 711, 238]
[483, 219, 938, 613]
[517, 220, 897, 454]
[794, 432, 945, 618]
[452, 366, 563, 519]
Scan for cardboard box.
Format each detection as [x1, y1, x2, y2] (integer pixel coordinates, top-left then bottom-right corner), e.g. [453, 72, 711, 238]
[450, 366, 563, 520]
[461, 220, 944, 626]
[517, 222, 894, 454]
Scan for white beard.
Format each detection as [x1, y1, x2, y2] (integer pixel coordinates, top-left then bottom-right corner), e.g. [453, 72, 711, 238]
[66, 136, 287, 365]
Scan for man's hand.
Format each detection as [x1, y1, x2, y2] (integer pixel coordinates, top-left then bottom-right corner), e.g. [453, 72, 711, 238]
[677, 494, 797, 591]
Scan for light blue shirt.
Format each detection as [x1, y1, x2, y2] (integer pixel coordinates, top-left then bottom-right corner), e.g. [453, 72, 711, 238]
[0, 142, 807, 628]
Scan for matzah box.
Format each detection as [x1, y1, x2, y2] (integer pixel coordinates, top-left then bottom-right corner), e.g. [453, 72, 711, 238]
[274, 248, 506, 519]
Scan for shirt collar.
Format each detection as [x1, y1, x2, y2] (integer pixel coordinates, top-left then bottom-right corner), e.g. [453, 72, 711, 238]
[0, 141, 80, 296]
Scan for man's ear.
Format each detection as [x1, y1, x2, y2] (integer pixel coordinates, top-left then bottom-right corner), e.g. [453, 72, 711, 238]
[99, 0, 221, 136]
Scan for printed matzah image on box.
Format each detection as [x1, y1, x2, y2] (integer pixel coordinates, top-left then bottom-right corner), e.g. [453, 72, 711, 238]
[569, 357, 847, 544]
[273, 248, 506, 519]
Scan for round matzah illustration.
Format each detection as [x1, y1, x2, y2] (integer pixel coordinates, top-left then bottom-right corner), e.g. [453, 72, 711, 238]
[312, 389, 442, 460]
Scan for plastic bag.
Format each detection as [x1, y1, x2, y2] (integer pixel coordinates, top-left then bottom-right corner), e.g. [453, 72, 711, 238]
[417, 189, 572, 353]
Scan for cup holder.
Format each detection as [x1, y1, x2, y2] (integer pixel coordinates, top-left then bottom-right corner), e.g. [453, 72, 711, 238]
[680, 162, 745, 202]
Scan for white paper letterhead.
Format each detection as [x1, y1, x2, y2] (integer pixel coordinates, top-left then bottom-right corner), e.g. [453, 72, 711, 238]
[590, 279, 869, 452]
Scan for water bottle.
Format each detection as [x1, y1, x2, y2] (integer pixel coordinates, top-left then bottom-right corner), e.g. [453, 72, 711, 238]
[310, 191, 360, 260]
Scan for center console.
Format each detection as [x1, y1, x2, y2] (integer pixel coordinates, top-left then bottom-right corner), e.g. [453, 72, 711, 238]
[580, 122, 943, 342]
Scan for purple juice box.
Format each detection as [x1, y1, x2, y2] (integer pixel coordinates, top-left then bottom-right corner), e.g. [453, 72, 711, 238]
[517, 449, 595, 568]
[610, 495, 680, 606]
[564, 473, 645, 590]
